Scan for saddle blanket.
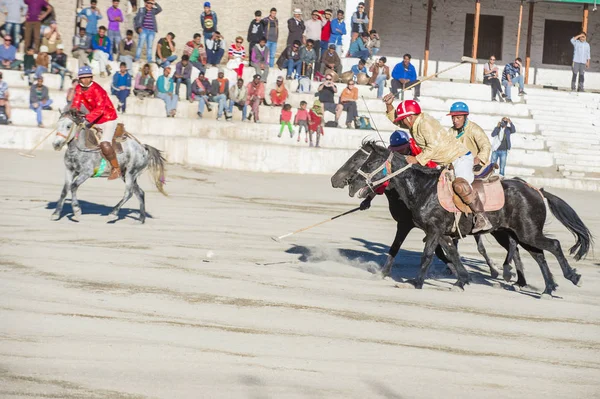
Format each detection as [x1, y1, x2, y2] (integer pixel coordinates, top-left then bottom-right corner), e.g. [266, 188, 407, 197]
[437, 169, 505, 213]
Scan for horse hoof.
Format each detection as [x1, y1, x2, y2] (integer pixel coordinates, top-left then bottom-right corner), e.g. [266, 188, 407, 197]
[50, 213, 60, 221]
[72, 210, 81, 221]
[407, 279, 423, 289]
[490, 268, 499, 279]
[540, 292, 554, 300]
[569, 271, 582, 287]
[138, 218, 146, 225]
[452, 281, 466, 291]
[107, 213, 118, 222]
[502, 270, 513, 282]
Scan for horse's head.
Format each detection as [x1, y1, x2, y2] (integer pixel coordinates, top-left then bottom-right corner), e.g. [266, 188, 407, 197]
[53, 109, 85, 151]
[331, 141, 379, 189]
[347, 142, 402, 198]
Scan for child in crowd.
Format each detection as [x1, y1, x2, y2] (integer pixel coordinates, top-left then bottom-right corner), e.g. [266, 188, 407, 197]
[308, 100, 324, 147]
[35, 45, 51, 78]
[294, 100, 310, 143]
[278, 103, 293, 138]
[23, 48, 36, 86]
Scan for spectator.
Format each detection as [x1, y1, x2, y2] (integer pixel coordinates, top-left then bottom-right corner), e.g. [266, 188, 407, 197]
[65, 78, 78, 109]
[41, 21, 62, 56]
[491, 117, 515, 176]
[299, 39, 317, 77]
[0, 71, 12, 124]
[191, 71, 211, 118]
[22, 47, 35, 85]
[502, 57, 525, 103]
[206, 31, 224, 66]
[351, 58, 368, 82]
[51, 44, 71, 90]
[228, 78, 247, 121]
[269, 76, 288, 106]
[336, 80, 358, 129]
[174, 54, 192, 102]
[368, 30, 380, 56]
[309, 100, 324, 147]
[351, 2, 369, 42]
[279, 103, 293, 138]
[34, 45, 50, 77]
[317, 72, 338, 122]
[92, 26, 112, 77]
[24, 0, 52, 52]
[78, 0, 102, 38]
[119, 29, 136, 72]
[349, 33, 370, 59]
[0, 35, 22, 69]
[318, 9, 333, 72]
[133, 63, 154, 98]
[391, 53, 420, 101]
[250, 37, 269, 82]
[571, 32, 590, 92]
[368, 56, 390, 99]
[107, 0, 124, 59]
[134, 0, 162, 63]
[111, 61, 131, 113]
[329, 10, 346, 57]
[1, 0, 27, 48]
[276, 40, 301, 80]
[483, 55, 504, 102]
[246, 74, 264, 123]
[72, 26, 92, 68]
[320, 43, 341, 75]
[155, 65, 178, 117]
[39, 2, 55, 33]
[247, 10, 264, 53]
[227, 36, 246, 78]
[156, 32, 177, 68]
[200, 1, 217, 45]
[262, 7, 278, 68]
[304, 10, 324, 62]
[287, 9, 305, 47]
[210, 69, 229, 120]
[29, 75, 52, 127]
[185, 33, 207, 73]
[294, 100, 309, 143]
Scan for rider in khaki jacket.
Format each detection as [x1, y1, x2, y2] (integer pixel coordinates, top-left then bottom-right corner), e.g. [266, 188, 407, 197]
[447, 102, 491, 166]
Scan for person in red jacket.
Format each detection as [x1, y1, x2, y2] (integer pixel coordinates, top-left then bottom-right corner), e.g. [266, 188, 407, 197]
[71, 65, 121, 180]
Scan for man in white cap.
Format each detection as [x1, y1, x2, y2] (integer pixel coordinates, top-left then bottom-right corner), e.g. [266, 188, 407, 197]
[51, 43, 72, 90]
[287, 8, 305, 47]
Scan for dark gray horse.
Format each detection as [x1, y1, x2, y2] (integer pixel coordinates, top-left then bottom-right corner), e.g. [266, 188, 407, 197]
[51, 109, 167, 223]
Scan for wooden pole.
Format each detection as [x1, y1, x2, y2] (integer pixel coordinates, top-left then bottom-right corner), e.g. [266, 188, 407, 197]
[470, 0, 481, 83]
[525, 1, 534, 84]
[582, 4, 589, 33]
[515, 1, 524, 58]
[423, 0, 433, 76]
[368, 0, 375, 31]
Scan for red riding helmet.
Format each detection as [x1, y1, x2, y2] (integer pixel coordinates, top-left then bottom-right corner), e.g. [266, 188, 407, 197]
[394, 100, 422, 123]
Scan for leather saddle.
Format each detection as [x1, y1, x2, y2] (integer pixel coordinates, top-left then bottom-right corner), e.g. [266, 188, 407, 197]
[437, 164, 505, 214]
[83, 123, 128, 153]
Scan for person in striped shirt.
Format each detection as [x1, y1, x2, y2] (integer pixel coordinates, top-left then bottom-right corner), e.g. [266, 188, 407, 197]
[228, 36, 246, 78]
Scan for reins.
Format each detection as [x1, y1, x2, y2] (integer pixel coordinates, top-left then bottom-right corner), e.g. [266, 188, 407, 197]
[357, 151, 413, 192]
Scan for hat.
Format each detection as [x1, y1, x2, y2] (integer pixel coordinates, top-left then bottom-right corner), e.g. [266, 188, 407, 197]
[78, 65, 93, 78]
[293, 8, 302, 14]
[253, 74, 261, 79]
[328, 43, 336, 48]
[57, 43, 64, 50]
[276, 76, 284, 81]
[39, 45, 49, 53]
[204, 1, 210, 7]
[199, 71, 205, 75]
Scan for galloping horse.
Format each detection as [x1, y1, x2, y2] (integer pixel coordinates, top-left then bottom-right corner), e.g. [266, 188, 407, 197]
[51, 109, 167, 223]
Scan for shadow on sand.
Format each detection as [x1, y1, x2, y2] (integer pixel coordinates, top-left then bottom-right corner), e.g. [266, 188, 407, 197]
[46, 200, 152, 223]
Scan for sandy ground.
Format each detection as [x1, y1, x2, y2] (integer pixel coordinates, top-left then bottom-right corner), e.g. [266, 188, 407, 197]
[1, 148, 600, 399]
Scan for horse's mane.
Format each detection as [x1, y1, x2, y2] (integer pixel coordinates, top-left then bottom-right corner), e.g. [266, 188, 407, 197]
[362, 140, 442, 177]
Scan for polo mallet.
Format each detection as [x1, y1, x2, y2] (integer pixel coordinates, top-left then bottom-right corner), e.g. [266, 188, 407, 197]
[361, 96, 384, 143]
[271, 207, 361, 242]
[18, 128, 57, 158]
[400, 56, 479, 97]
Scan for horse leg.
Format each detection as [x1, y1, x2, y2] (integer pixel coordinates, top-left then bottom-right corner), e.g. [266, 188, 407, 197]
[438, 236, 470, 290]
[108, 171, 134, 222]
[408, 233, 440, 289]
[526, 235, 581, 286]
[520, 244, 558, 297]
[512, 243, 527, 287]
[490, 230, 516, 282]
[473, 233, 500, 279]
[434, 242, 458, 277]
[381, 222, 413, 278]
[132, 178, 146, 224]
[70, 173, 91, 221]
[51, 168, 73, 221]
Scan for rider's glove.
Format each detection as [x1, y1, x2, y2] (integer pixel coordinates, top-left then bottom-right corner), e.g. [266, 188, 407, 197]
[359, 197, 372, 211]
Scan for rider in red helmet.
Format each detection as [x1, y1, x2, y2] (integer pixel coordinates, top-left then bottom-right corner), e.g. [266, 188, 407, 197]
[382, 93, 492, 233]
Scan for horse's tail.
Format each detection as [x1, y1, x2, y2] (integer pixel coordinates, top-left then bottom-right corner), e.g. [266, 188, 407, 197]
[145, 144, 168, 196]
[541, 188, 593, 261]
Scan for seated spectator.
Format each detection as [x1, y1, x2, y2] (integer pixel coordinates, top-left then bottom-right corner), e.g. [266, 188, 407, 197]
[320, 43, 342, 75]
[119, 30, 136, 72]
[206, 31, 225, 66]
[0, 35, 21, 70]
[23, 48, 36, 85]
[191, 71, 212, 118]
[348, 32, 370, 59]
[0, 71, 12, 124]
[210, 69, 229, 120]
[30, 75, 53, 128]
[72, 27, 92, 68]
[276, 40, 301, 80]
[35, 45, 51, 78]
[66, 78, 79, 110]
[247, 10, 264, 53]
[134, 63, 155, 98]
[51, 44, 72, 90]
[111, 62, 132, 113]
[184, 33, 207, 73]
[156, 32, 177, 68]
[336, 80, 358, 129]
[155, 66, 178, 117]
[299, 39, 317, 77]
[246, 74, 264, 123]
[483, 55, 504, 102]
[41, 21, 62, 56]
[227, 36, 246, 78]
[502, 57, 526, 103]
[350, 58, 368, 82]
[228, 78, 248, 121]
[368, 30, 380, 56]
[174, 55, 192, 102]
[391, 53, 420, 101]
[491, 117, 516, 176]
[269, 76, 288, 106]
[250, 37, 269, 82]
[316, 72, 338, 122]
[368, 56, 390, 99]
[92, 26, 112, 77]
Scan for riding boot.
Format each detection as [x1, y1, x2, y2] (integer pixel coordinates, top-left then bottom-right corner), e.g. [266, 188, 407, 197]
[99, 141, 122, 180]
[452, 177, 493, 234]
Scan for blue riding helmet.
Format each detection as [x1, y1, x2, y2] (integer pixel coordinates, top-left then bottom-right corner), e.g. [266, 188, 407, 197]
[78, 65, 93, 78]
[448, 101, 469, 116]
[390, 130, 410, 147]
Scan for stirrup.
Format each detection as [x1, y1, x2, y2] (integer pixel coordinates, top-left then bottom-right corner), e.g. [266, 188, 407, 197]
[108, 168, 122, 180]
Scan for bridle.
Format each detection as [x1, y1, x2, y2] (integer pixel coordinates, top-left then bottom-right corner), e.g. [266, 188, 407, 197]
[55, 114, 84, 150]
[356, 151, 413, 193]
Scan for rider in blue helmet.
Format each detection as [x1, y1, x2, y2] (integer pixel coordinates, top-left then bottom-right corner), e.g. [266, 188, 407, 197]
[447, 101, 491, 169]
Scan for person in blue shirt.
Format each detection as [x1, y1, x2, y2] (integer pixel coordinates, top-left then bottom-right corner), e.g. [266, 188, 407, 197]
[350, 58, 368, 79]
[155, 65, 178, 117]
[111, 62, 132, 113]
[348, 32, 370, 59]
[91, 26, 112, 77]
[391, 53, 420, 100]
[329, 10, 346, 57]
[78, 0, 103, 38]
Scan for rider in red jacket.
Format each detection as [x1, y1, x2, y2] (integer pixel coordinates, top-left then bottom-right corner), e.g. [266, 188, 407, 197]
[71, 66, 121, 180]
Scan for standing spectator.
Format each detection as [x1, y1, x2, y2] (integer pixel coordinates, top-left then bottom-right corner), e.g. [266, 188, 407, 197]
[227, 36, 246, 78]
[269, 76, 288, 106]
[133, 63, 154, 98]
[287, 8, 305, 47]
[65, 78, 78, 110]
[350, 2, 369, 42]
[262, 8, 278, 68]
[0, 35, 22, 69]
[317, 72, 338, 122]
[349, 32, 370, 59]
[155, 65, 177, 117]
[320, 43, 341, 75]
[24, 0, 52, 52]
[336, 80, 359, 129]
[41, 21, 62, 56]
[0, 71, 12, 124]
[329, 10, 346, 57]
[119, 29, 136, 72]
[320, 9, 333, 55]
[92, 26, 112, 77]
[191, 71, 211, 118]
[483, 55, 504, 102]
[491, 117, 516, 176]
[308, 100, 324, 147]
[299, 39, 317, 77]
[1, 0, 27, 48]
[228, 78, 247, 121]
[294, 100, 309, 143]
[205, 31, 224, 66]
[304, 10, 324, 63]
[107, 0, 124, 59]
[246, 74, 264, 123]
[571, 32, 590, 92]
[22, 47, 35, 85]
[134, 0, 162, 63]
[72, 26, 92, 68]
[29, 75, 52, 127]
[156, 31, 177, 68]
[247, 10, 264, 53]
[34, 45, 49, 77]
[367, 30, 380, 56]
[185, 33, 207, 73]
[111, 61, 131, 113]
[368, 56, 390, 99]
[39, 2, 55, 33]
[78, 0, 102, 38]
[200, 1, 217, 45]
[279, 103, 293, 138]
[51, 44, 71, 90]
[250, 37, 269, 82]
[391, 53, 420, 101]
[276, 40, 301, 80]
[501, 57, 525, 103]
[210, 69, 229, 120]
[174, 54, 192, 102]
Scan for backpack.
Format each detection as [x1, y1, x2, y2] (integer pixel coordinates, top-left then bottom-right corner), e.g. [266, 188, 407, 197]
[325, 121, 338, 128]
[0, 106, 8, 125]
[297, 76, 312, 93]
[355, 115, 373, 130]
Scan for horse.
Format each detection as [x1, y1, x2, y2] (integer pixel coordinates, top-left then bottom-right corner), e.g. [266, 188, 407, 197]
[338, 141, 592, 296]
[51, 109, 168, 223]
